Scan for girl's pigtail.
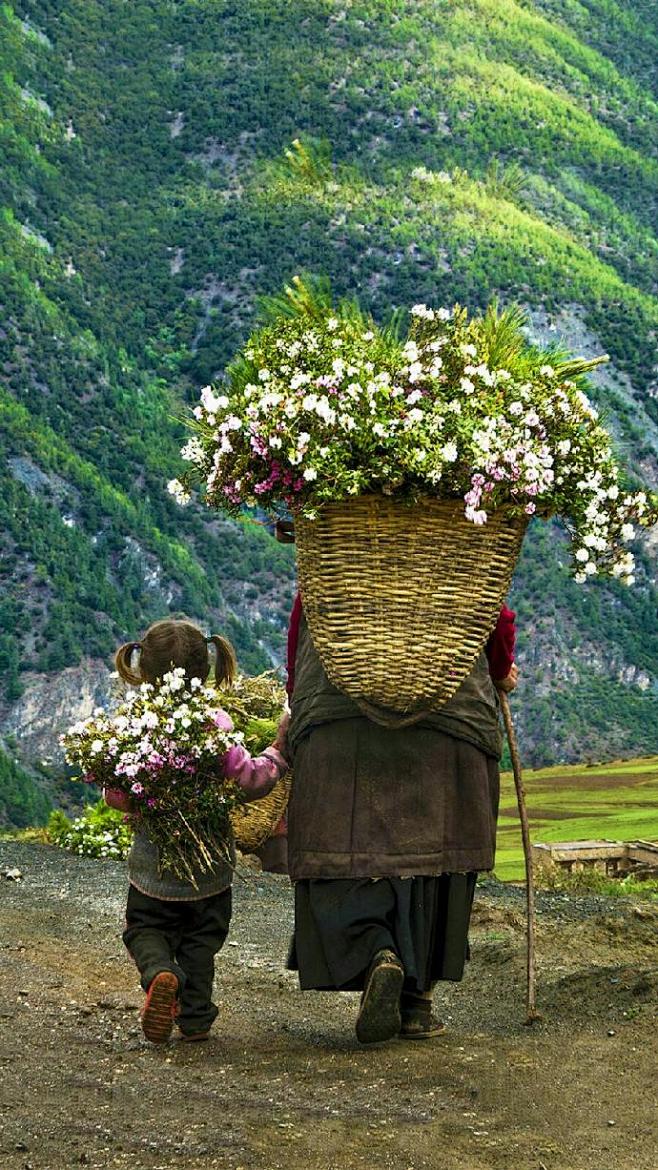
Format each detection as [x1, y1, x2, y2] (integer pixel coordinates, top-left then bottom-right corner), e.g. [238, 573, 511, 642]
[114, 642, 143, 686]
[207, 635, 237, 686]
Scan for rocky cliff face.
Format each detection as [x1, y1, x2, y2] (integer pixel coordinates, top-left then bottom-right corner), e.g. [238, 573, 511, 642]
[0, 659, 111, 769]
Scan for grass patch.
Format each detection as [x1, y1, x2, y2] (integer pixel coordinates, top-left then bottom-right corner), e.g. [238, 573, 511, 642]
[495, 755, 658, 880]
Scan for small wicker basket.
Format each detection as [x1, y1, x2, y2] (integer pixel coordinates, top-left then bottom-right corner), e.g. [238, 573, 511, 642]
[295, 495, 526, 722]
[230, 770, 292, 853]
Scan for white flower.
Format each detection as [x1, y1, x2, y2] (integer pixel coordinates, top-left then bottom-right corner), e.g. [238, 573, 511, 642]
[460, 377, 475, 394]
[406, 389, 423, 405]
[290, 373, 310, 390]
[621, 523, 634, 541]
[200, 385, 228, 414]
[575, 548, 590, 563]
[303, 467, 318, 481]
[326, 317, 339, 331]
[373, 423, 388, 438]
[437, 171, 452, 183]
[167, 479, 191, 506]
[181, 438, 204, 463]
[539, 365, 555, 377]
[258, 368, 271, 382]
[437, 307, 452, 321]
[441, 442, 458, 462]
[407, 408, 424, 423]
[315, 397, 336, 425]
[362, 330, 375, 341]
[90, 739, 104, 755]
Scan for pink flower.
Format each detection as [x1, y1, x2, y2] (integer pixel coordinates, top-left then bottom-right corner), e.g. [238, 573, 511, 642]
[130, 782, 145, 797]
[525, 502, 537, 515]
[211, 709, 234, 732]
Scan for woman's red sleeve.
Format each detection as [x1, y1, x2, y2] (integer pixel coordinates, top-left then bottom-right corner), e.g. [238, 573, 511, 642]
[286, 592, 303, 700]
[486, 605, 516, 681]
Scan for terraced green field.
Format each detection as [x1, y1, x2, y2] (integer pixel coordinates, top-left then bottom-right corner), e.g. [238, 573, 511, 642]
[496, 755, 658, 880]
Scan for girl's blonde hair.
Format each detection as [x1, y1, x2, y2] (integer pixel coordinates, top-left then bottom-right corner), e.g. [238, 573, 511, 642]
[114, 619, 237, 689]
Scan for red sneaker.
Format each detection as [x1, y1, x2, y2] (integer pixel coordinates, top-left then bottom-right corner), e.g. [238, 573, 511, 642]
[141, 971, 179, 1044]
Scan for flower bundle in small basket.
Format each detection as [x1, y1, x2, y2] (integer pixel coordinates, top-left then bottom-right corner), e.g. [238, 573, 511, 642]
[217, 672, 292, 852]
[172, 278, 657, 713]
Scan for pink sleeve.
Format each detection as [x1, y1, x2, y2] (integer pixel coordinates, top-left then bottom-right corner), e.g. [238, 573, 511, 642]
[223, 744, 288, 803]
[103, 787, 132, 812]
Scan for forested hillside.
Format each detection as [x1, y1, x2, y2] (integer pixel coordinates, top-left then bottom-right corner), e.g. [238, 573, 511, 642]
[1, 0, 658, 790]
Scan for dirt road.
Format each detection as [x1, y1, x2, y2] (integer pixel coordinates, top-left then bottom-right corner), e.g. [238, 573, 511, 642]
[0, 841, 656, 1170]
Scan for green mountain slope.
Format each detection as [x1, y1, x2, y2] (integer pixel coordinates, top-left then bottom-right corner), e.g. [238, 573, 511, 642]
[1, 0, 658, 772]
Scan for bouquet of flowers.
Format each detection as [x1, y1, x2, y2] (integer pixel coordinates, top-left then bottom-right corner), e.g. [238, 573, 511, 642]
[170, 278, 657, 584]
[61, 669, 246, 884]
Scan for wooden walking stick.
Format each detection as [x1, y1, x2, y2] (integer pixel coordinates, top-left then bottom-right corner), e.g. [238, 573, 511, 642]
[499, 691, 542, 1025]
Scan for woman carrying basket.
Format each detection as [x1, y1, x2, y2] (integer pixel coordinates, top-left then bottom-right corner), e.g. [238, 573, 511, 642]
[284, 591, 518, 1044]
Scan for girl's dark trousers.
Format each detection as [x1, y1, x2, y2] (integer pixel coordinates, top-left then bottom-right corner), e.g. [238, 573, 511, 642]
[122, 884, 232, 1037]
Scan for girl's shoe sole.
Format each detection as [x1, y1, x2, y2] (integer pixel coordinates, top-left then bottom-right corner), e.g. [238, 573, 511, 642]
[141, 972, 179, 1044]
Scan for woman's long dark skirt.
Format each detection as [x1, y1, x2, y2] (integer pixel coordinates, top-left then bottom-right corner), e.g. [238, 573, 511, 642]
[289, 872, 477, 992]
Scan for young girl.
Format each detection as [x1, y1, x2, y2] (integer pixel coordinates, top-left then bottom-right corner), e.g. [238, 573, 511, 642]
[105, 618, 288, 1045]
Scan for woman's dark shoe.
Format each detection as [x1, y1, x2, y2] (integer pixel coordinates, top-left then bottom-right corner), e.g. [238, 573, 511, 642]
[141, 971, 179, 1044]
[355, 949, 404, 1044]
[399, 992, 446, 1040]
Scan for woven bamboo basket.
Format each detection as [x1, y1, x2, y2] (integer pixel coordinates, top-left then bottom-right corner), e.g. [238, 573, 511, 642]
[295, 495, 527, 722]
[229, 769, 292, 853]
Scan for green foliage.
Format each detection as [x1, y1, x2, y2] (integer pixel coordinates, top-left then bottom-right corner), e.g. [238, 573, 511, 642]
[536, 864, 658, 901]
[46, 800, 132, 860]
[0, 744, 51, 828]
[485, 157, 527, 201]
[0, 0, 657, 764]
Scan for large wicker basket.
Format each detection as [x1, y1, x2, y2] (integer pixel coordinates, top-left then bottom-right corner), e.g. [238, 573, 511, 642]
[229, 770, 292, 853]
[295, 495, 527, 723]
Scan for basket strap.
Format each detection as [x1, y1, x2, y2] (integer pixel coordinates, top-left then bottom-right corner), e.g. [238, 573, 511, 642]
[355, 697, 433, 728]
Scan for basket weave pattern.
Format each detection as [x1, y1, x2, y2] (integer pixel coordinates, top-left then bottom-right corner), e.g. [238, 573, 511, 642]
[295, 495, 526, 717]
[229, 770, 292, 853]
